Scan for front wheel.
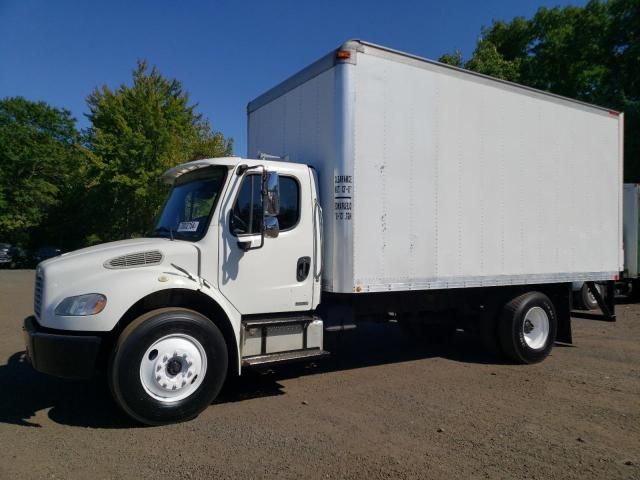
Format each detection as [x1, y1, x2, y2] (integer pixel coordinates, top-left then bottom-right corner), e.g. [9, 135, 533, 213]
[109, 308, 228, 425]
[498, 292, 557, 364]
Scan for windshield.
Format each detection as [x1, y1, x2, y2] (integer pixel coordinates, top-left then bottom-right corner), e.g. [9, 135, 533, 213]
[152, 166, 228, 241]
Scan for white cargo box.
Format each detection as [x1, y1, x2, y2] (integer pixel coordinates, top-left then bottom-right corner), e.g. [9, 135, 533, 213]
[248, 40, 624, 294]
[623, 183, 640, 278]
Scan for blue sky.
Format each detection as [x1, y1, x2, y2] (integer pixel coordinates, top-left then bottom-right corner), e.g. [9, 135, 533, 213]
[0, 0, 586, 156]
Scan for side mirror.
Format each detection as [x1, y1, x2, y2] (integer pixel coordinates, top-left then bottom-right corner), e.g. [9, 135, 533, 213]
[264, 216, 280, 239]
[263, 171, 280, 217]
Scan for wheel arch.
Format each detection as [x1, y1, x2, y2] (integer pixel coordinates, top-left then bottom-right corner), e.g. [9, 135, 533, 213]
[105, 288, 240, 375]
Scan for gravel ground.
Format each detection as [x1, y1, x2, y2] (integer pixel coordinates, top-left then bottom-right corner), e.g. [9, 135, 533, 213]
[0, 270, 638, 479]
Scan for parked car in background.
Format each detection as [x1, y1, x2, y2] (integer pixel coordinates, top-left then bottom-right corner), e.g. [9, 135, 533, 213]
[32, 246, 62, 265]
[9, 246, 29, 268]
[0, 244, 30, 268]
[0, 244, 12, 267]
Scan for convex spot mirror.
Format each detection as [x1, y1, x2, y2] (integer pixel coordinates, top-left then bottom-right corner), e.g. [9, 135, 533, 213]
[263, 171, 280, 217]
[264, 216, 279, 239]
[263, 171, 280, 239]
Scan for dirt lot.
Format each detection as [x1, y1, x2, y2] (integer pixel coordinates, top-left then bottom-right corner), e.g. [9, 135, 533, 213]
[0, 270, 638, 479]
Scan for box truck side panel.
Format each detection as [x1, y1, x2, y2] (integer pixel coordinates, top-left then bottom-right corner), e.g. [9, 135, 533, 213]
[248, 67, 342, 290]
[351, 49, 621, 292]
[248, 42, 623, 294]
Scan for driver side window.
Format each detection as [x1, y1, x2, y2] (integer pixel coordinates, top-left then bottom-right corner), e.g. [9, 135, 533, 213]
[231, 174, 301, 236]
[232, 175, 263, 235]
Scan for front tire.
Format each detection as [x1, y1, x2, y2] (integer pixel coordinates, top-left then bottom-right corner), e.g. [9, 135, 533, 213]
[498, 292, 557, 364]
[109, 308, 228, 425]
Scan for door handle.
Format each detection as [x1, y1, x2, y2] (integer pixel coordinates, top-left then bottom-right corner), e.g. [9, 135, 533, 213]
[297, 256, 311, 282]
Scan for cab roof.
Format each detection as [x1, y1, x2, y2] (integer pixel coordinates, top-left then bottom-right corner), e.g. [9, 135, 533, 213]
[162, 156, 306, 184]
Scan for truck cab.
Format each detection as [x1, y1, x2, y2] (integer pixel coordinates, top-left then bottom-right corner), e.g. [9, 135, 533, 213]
[24, 156, 326, 425]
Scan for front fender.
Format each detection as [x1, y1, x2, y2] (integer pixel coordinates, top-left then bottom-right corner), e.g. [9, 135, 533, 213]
[39, 266, 241, 340]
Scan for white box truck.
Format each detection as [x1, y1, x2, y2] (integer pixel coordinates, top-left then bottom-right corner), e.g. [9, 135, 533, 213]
[24, 41, 623, 425]
[622, 183, 640, 293]
[572, 183, 639, 310]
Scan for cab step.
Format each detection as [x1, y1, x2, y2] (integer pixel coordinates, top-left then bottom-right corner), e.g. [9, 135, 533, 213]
[240, 313, 325, 364]
[243, 313, 319, 327]
[242, 349, 330, 367]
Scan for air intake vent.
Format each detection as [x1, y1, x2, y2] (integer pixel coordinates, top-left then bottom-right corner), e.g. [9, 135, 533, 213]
[104, 250, 163, 269]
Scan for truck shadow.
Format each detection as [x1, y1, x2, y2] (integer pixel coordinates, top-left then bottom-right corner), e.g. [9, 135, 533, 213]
[217, 322, 508, 404]
[0, 323, 506, 428]
[0, 351, 136, 429]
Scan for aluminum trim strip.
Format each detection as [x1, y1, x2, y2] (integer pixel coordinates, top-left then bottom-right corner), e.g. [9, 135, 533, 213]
[354, 271, 618, 293]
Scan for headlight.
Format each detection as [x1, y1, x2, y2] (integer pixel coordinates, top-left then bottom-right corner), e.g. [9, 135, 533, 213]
[55, 293, 107, 316]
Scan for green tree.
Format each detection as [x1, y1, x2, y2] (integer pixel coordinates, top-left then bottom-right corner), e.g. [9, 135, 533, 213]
[464, 39, 521, 82]
[0, 97, 85, 246]
[439, 0, 639, 181]
[85, 61, 233, 241]
[438, 49, 464, 68]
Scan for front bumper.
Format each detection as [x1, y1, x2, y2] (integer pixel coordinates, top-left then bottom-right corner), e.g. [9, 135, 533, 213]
[23, 316, 102, 379]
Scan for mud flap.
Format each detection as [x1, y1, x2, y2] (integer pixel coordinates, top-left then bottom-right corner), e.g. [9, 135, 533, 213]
[555, 284, 573, 344]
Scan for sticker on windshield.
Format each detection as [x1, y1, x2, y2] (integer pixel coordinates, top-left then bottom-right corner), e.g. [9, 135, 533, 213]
[177, 221, 199, 232]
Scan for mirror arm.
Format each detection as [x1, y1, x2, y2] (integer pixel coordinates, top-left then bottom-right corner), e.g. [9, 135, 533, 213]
[236, 164, 263, 176]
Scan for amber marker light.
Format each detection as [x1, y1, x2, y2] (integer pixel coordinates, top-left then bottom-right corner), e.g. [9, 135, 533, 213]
[93, 296, 107, 314]
[336, 50, 351, 60]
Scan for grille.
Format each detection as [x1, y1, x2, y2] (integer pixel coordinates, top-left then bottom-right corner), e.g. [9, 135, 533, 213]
[104, 250, 163, 269]
[34, 271, 43, 318]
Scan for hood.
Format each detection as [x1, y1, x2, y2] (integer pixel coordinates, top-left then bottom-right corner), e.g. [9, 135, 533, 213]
[38, 237, 201, 287]
[47, 238, 170, 263]
[35, 237, 203, 331]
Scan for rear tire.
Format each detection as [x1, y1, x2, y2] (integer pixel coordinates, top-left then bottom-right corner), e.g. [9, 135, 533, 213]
[575, 283, 601, 310]
[498, 292, 557, 364]
[109, 308, 228, 425]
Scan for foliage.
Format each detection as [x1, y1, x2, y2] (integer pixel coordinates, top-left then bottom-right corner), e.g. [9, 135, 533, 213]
[465, 39, 521, 82]
[84, 61, 233, 241]
[0, 62, 233, 250]
[439, 0, 639, 181]
[438, 49, 464, 68]
[0, 97, 85, 246]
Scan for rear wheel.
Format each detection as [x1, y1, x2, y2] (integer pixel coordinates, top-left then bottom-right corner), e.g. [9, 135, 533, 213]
[109, 308, 228, 425]
[498, 292, 557, 364]
[575, 283, 601, 310]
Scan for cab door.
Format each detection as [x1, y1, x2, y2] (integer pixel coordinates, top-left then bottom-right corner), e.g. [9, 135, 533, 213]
[218, 165, 314, 315]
